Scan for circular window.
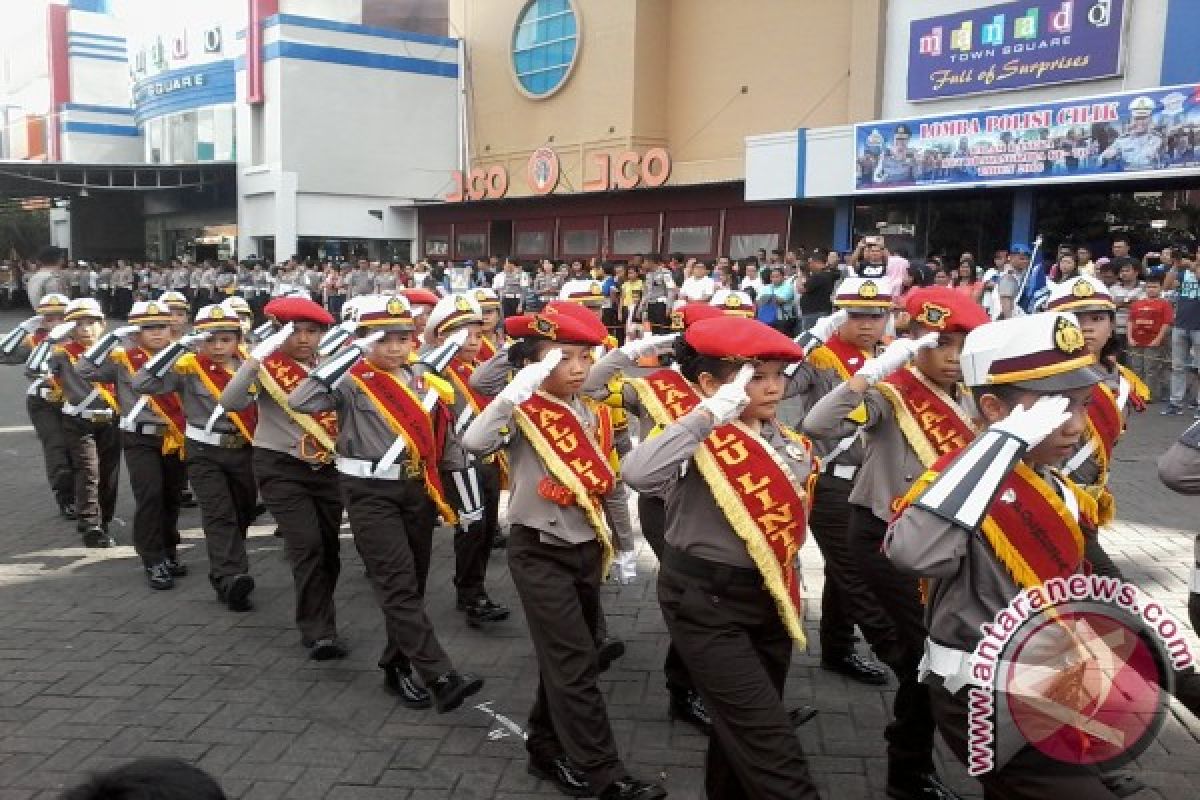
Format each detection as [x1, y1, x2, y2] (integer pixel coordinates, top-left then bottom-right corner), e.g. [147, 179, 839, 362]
[511, 0, 579, 98]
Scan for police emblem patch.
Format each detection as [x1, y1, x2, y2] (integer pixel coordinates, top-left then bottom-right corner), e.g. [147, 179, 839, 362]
[859, 281, 879, 299]
[386, 297, 407, 316]
[1072, 281, 1096, 299]
[532, 316, 557, 338]
[210, 307, 226, 320]
[916, 302, 950, 329]
[1053, 316, 1086, 354]
[725, 294, 742, 308]
[454, 295, 472, 311]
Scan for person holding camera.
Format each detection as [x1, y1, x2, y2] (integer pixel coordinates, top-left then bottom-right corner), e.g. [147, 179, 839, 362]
[848, 235, 889, 280]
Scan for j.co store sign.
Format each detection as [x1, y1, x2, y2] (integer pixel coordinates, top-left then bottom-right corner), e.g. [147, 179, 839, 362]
[448, 146, 672, 202]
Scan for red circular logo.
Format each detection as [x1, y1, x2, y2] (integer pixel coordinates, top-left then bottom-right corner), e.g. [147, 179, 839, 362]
[527, 147, 560, 195]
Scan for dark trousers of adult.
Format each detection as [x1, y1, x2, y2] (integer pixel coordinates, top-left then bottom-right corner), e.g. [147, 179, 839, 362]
[849, 505, 936, 784]
[646, 301, 671, 335]
[123, 432, 186, 567]
[658, 552, 821, 800]
[186, 441, 256, 593]
[254, 448, 344, 645]
[113, 288, 133, 319]
[442, 460, 500, 604]
[340, 474, 454, 680]
[809, 475, 902, 665]
[637, 493, 694, 695]
[507, 524, 626, 794]
[97, 288, 112, 316]
[929, 685, 1121, 799]
[501, 296, 522, 318]
[63, 416, 120, 529]
[192, 288, 211, 315]
[27, 395, 74, 505]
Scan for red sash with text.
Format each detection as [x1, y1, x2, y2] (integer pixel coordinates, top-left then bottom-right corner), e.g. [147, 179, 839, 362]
[349, 361, 456, 524]
[190, 354, 258, 440]
[59, 341, 117, 411]
[808, 334, 868, 381]
[876, 366, 975, 471]
[115, 346, 187, 455]
[513, 391, 616, 568]
[259, 352, 338, 464]
[633, 369, 814, 644]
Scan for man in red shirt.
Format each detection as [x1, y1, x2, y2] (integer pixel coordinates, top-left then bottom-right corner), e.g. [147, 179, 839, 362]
[1128, 273, 1174, 400]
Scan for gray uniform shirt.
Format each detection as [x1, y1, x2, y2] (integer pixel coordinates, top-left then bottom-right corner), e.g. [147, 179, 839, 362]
[785, 357, 865, 467]
[623, 408, 815, 569]
[78, 346, 170, 427]
[222, 359, 327, 465]
[133, 355, 242, 433]
[289, 363, 451, 467]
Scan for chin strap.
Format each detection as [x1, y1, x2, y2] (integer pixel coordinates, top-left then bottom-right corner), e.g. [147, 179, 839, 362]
[913, 429, 1028, 532]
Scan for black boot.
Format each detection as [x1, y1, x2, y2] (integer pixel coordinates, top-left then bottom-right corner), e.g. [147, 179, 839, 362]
[429, 671, 484, 713]
[597, 637, 626, 673]
[307, 638, 348, 661]
[668, 689, 711, 733]
[527, 754, 591, 798]
[820, 652, 889, 685]
[458, 595, 511, 627]
[598, 777, 666, 800]
[145, 562, 175, 590]
[223, 574, 255, 612]
[164, 553, 188, 577]
[886, 771, 963, 800]
[81, 525, 115, 548]
[383, 666, 431, 709]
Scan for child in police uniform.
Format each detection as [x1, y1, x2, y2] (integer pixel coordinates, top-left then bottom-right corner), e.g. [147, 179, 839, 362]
[133, 304, 258, 612]
[885, 312, 1129, 798]
[288, 294, 484, 713]
[78, 301, 188, 589]
[462, 305, 666, 800]
[622, 315, 821, 800]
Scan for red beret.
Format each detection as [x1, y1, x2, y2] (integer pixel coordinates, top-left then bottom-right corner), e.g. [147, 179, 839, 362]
[264, 297, 334, 326]
[684, 317, 805, 362]
[505, 301, 608, 346]
[904, 287, 989, 333]
[670, 303, 723, 330]
[401, 288, 441, 308]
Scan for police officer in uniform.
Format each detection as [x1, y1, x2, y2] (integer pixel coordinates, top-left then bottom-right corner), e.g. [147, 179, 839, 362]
[1101, 96, 1165, 171]
[638, 255, 678, 335]
[112, 261, 135, 319]
[874, 124, 918, 184]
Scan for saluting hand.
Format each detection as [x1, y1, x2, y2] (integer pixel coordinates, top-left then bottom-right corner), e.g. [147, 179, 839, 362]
[699, 363, 754, 425]
[250, 321, 294, 361]
[47, 321, 76, 342]
[991, 395, 1072, 450]
[180, 331, 211, 349]
[855, 331, 940, 385]
[499, 347, 563, 405]
[352, 330, 385, 351]
[19, 315, 43, 334]
[620, 332, 677, 360]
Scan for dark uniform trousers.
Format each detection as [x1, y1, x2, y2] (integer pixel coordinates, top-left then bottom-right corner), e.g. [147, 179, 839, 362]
[123, 432, 186, 566]
[186, 441, 256, 591]
[645, 301, 671, 335]
[658, 557, 821, 800]
[63, 415, 120, 528]
[849, 505, 936, 782]
[636, 493, 693, 695]
[809, 475, 901, 662]
[254, 448, 343, 645]
[442, 460, 500, 603]
[929, 685, 1121, 799]
[507, 524, 626, 793]
[27, 395, 74, 505]
[113, 288, 133, 319]
[340, 474, 453, 681]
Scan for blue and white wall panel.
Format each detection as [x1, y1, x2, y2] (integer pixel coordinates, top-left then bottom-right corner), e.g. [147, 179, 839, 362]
[59, 103, 142, 162]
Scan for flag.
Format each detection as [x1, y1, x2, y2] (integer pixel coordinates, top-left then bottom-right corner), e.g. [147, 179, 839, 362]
[1016, 237, 1050, 315]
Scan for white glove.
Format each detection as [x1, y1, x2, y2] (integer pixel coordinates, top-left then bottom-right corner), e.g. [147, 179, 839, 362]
[446, 326, 470, 350]
[352, 330, 386, 350]
[48, 321, 76, 342]
[855, 332, 940, 385]
[699, 364, 754, 425]
[990, 395, 1071, 450]
[808, 309, 848, 344]
[619, 332, 677, 361]
[613, 550, 638, 584]
[112, 325, 140, 339]
[180, 331, 211, 349]
[498, 348, 563, 405]
[19, 316, 43, 333]
[337, 319, 357, 335]
[250, 321, 294, 360]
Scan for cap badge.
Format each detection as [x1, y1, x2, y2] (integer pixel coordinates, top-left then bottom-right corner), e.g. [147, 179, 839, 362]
[1072, 280, 1096, 299]
[454, 295, 472, 312]
[474, 289, 488, 302]
[669, 311, 685, 331]
[210, 307, 226, 320]
[1053, 316, 1086, 355]
[386, 297, 406, 316]
[859, 281, 879, 299]
[725, 295, 742, 308]
[532, 316, 558, 339]
[916, 302, 950, 329]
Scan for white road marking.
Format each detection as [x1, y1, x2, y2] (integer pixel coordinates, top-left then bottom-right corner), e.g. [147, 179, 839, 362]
[0, 425, 34, 433]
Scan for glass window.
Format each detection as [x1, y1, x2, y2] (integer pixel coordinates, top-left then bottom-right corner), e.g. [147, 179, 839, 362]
[196, 108, 215, 161]
[729, 233, 779, 260]
[168, 111, 197, 164]
[456, 232, 487, 258]
[516, 230, 549, 256]
[425, 236, 449, 256]
[561, 229, 599, 256]
[512, 0, 578, 97]
[668, 226, 712, 255]
[612, 227, 655, 254]
[145, 117, 163, 164]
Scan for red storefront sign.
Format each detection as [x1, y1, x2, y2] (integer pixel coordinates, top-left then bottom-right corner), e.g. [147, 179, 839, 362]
[447, 147, 672, 202]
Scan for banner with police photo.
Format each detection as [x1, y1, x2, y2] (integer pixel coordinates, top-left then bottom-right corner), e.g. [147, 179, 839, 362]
[854, 83, 1200, 192]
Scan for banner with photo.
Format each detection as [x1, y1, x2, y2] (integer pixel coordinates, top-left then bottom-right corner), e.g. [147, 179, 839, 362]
[854, 84, 1200, 193]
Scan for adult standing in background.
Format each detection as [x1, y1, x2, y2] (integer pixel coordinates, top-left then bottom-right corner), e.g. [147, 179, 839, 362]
[25, 247, 69, 311]
[1164, 253, 1200, 416]
[755, 267, 796, 335]
[797, 250, 836, 331]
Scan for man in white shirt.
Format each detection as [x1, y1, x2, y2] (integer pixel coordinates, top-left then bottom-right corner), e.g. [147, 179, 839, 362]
[678, 260, 716, 303]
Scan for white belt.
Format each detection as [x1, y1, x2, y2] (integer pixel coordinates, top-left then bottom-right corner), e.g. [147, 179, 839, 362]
[918, 638, 978, 694]
[121, 420, 166, 436]
[68, 408, 115, 422]
[336, 456, 420, 481]
[821, 463, 858, 481]
[1190, 564, 1200, 594]
[184, 423, 247, 448]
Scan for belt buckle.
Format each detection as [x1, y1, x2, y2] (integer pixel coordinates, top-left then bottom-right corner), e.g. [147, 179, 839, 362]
[219, 432, 242, 448]
[403, 460, 422, 480]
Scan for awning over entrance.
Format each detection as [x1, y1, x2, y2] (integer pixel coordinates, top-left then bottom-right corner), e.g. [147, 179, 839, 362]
[0, 161, 235, 199]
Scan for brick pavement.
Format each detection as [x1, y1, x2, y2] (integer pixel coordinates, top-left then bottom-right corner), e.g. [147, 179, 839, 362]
[0, 311, 1198, 798]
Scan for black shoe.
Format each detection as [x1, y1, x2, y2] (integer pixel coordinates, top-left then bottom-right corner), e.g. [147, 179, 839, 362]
[224, 574, 255, 612]
[789, 705, 819, 727]
[491, 530, 508, 550]
[179, 490, 197, 509]
[58, 500, 77, 519]
[1101, 770, 1147, 798]
[821, 652, 889, 686]
[597, 637, 626, 673]
[308, 638, 348, 661]
[383, 666, 431, 709]
[668, 690, 711, 733]
[598, 777, 666, 800]
[82, 525, 116, 548]
[145, 562, 175, 590]
[164, 554, 188, 577]
[527, 755, 591, 798]
[886, 772, 963, 800]
[429, 671, 484, 713]
[459, 596, 511, 627]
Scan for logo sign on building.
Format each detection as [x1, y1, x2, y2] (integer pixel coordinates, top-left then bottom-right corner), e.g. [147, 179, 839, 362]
[854, 84, 1200, 192]
[130, 24, 224, 78]
[907, 0, 1126, 102]
[446, 147, 672, 201]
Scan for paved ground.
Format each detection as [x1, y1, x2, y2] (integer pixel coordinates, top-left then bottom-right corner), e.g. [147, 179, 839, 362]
[0, 308, 1198, 799]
